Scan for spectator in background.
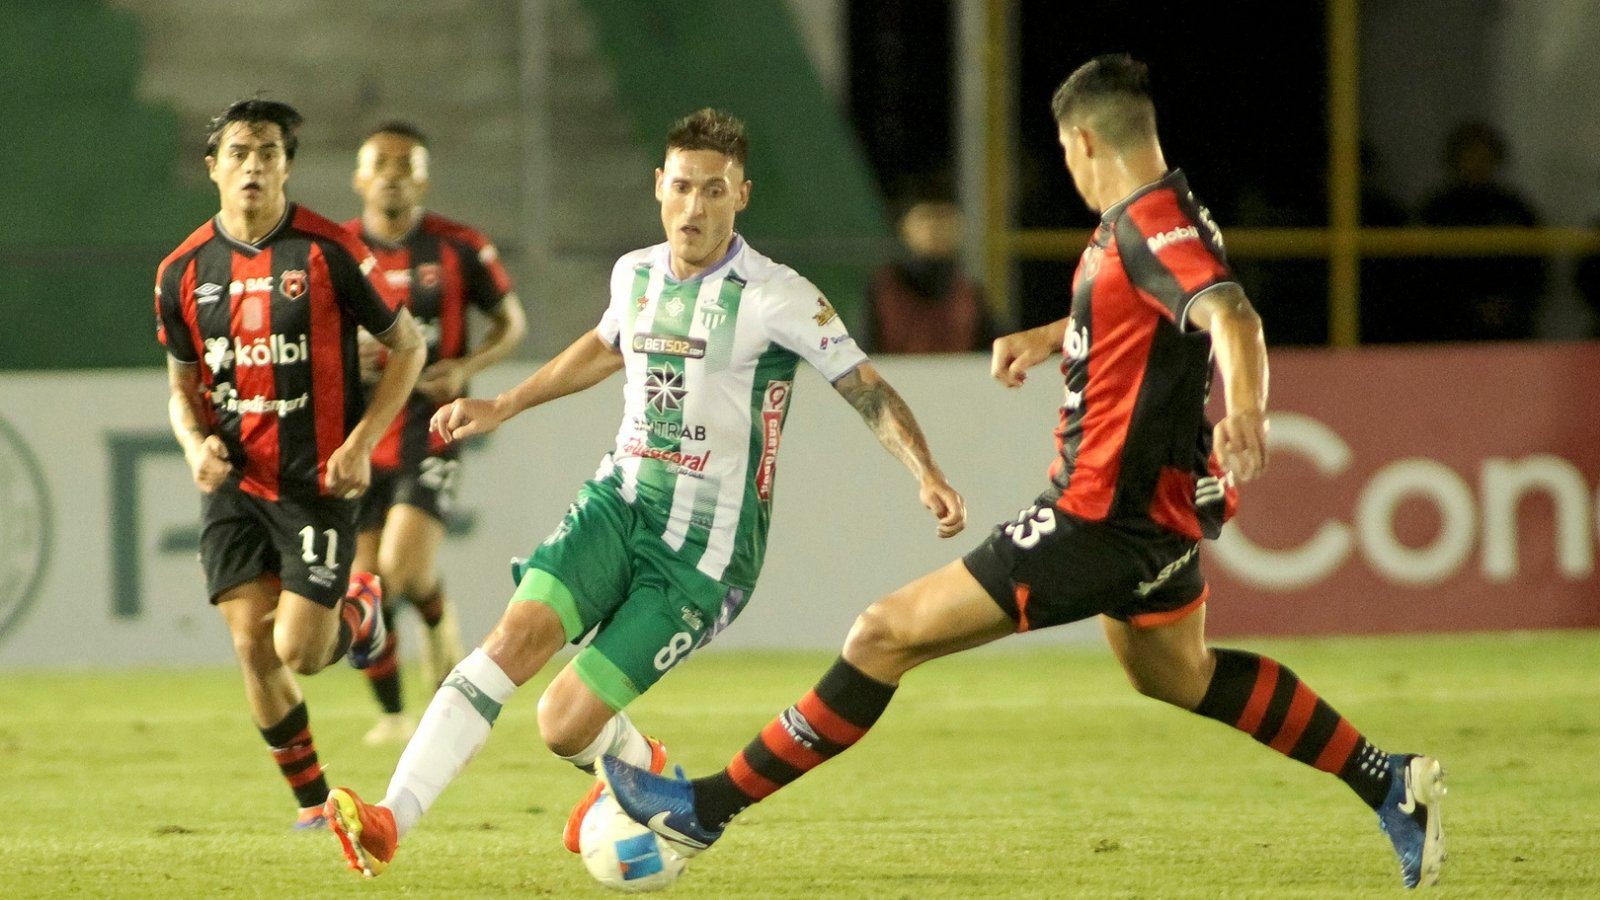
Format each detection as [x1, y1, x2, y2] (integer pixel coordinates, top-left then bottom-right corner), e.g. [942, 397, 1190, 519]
[865, 197, 996, 353]
[1417, 120, 1544, 341]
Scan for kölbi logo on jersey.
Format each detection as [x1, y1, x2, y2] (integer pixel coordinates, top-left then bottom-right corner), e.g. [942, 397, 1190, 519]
[203, 334, 310, 371]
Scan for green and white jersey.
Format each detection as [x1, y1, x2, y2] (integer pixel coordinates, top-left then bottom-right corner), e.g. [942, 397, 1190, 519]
[594, 235, 866, 587]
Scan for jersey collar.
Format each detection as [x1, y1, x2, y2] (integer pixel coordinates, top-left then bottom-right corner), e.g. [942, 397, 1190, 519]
[213, 203, 295, 256]
[658, 233, 744, 284]
[1099, 169, 1189, 224]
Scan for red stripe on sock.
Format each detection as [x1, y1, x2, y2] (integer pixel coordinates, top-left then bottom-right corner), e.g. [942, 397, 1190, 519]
[727, 752, 781, 800]
[285, 763, 324, 788]
[1313, 718, 1361, 773]
[795, 691, 867, 746]
[1267, 682, 1317, 753]
[758, 720, 827, 771]
[1235, 658, 1279, 736]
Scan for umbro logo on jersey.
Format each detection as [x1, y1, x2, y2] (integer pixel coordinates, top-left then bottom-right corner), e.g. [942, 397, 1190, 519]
[196, 282, 224, 303]
[279, 269, 306, 300]
[633, 333, 706, 359]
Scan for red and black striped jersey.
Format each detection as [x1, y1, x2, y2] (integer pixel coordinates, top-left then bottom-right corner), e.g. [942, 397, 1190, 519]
[154, 204, 402, 502]
[343, 212, 514, 471]
[1048, 169, 1240, 541]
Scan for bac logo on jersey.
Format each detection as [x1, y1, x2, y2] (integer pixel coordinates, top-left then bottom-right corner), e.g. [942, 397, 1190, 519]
[279, 269, 307, 300]
[415, 263, 442, 290]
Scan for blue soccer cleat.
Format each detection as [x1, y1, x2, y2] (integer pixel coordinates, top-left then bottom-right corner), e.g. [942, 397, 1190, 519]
[1376, 754, 1446, 888]
[599, 756, 723, 856]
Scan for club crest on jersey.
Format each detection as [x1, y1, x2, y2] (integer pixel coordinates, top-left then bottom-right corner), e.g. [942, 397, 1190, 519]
[279, 270, 307, 300]
[812, 297, 838, 327]
[699, 296, 729, 330]
[415, 263, 442, 290]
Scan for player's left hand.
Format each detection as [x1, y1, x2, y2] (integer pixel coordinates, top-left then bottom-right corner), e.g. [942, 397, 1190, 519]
[1214, 409, 1269, 483]
[325, 440, 373, 500]
[920, 477, 967, 538]
[416, 359, 469, 405]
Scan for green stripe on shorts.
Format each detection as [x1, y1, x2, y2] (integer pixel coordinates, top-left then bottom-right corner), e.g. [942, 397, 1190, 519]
[573, 648, 643, 712]
[511, 566, 584, 642]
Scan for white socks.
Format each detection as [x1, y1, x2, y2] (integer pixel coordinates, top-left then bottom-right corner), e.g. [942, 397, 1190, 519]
[557, 711, 654, 773]
[382, 649, 516, 838]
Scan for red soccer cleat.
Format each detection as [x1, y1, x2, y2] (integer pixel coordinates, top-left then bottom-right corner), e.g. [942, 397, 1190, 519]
[563, 737, 667, 853]
[344, 573, 390, 670]
[325, 787, 398, 878]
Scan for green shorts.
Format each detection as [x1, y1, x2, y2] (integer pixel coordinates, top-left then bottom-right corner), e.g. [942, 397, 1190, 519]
[511, 474, 751, 711]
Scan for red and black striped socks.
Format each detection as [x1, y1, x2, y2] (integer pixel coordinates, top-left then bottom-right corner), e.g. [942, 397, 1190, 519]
[692, 657, 896, 828]
[259, 701, 328, 809]
[1194, 648, 1391, 809]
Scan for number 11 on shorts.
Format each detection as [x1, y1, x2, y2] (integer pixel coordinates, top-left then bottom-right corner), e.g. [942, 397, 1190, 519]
[300, 525, 339, 564]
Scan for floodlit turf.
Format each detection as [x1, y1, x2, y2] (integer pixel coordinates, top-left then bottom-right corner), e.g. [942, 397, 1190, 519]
[1, 631, 1597, 897]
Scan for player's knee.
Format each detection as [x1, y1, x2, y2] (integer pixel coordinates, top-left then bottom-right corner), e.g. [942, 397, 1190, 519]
[844, 600, 915, 664]
[276, 641, 326, 676]
[229, 628, 275, 670]
[536, 691, 598, 757]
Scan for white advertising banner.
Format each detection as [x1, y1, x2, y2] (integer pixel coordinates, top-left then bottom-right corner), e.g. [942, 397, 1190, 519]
[0, 357, 1095, 668]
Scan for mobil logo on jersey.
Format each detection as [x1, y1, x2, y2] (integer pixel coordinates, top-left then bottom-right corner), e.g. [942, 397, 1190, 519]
[1203, 342, 1600, 637]
[755, 380, 792, 502]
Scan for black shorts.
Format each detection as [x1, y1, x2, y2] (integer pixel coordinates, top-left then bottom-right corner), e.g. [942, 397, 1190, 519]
[199, 479, 358, 608]
[962, 501, 1206, 631]
[356, 456, 461, 531]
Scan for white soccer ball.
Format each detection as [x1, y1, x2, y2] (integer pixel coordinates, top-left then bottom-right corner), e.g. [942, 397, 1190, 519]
[579, 790, 688, 892]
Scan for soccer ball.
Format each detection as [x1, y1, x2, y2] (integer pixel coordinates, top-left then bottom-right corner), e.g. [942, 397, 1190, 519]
[579, 790, 688, 892]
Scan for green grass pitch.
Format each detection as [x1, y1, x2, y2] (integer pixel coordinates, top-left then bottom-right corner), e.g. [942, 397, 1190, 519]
[2, 631, 1596, 897]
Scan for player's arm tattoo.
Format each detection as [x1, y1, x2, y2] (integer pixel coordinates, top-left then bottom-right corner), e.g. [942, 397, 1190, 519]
[833, 365, 940, 480]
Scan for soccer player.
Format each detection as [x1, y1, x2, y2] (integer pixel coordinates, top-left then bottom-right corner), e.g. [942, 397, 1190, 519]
[344, 121, 528, 746]
[602, 57, 1448, 890]
[154, 99, 426, 829]
[322, 108, 966, 878]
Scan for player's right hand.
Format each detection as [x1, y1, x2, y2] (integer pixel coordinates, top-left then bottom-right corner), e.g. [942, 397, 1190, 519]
[431, 397, 505, 443]
[920, 477, 967, 538]
[187, 435, 233, 493]
[990, 331, 1053, 388]
[1215, 409, 1269, 482]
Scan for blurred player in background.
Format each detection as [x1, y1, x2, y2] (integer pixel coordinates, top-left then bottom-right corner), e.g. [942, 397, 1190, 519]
[323, 108, 966, 878]
[603, 56, 1447, 890]
[154, 98, 425, 829]
[344, 121, 528, 746]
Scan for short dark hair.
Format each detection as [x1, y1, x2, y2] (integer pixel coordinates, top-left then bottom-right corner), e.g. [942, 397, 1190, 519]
[206, 98, 304, 160]
[1049, 54, 1157, 149]
[364, 120, 429, 148]
[665, 108, 748, 167]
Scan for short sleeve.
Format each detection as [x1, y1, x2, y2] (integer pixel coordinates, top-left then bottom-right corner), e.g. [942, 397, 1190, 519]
[762, 274, 868, 382]
[1117, 189, 1237, 327]
[155, 258, 198, 363]
[595, 255, 637, 348]
[457, 234, 515, 314]
[325, 239, 402, 336]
